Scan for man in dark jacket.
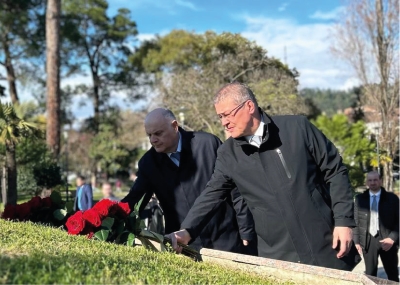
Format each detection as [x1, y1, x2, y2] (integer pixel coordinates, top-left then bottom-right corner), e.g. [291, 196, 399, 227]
[354, 171, 399, 281]
[169, 82, 360, 271]
[121, 108, 256, 254]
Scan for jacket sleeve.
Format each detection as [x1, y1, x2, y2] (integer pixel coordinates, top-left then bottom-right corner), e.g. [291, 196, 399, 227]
[353, 195, 360, 244]
[181, 151, 236, 241]
[121, 164, 152, 213]
[302, 117, 355, 228]
[230, 187, 256, 241]
[388, 193, 399, 244]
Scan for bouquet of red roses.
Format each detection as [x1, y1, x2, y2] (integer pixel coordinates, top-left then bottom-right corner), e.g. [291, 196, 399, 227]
[65, 199, 135, 241]
[65, 197, 201, 261]
[1, 191, 71, 226]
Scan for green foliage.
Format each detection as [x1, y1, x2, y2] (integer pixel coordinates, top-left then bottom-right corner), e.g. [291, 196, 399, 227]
[133, 30, 306, 139]
[0, 220, 281, 284]
[300, 88, 359, 116]
[312, 114, 375, 187]
[33, 163, 63, 189]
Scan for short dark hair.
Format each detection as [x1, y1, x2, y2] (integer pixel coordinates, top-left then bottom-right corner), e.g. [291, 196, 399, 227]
[77, 175, 86, 181]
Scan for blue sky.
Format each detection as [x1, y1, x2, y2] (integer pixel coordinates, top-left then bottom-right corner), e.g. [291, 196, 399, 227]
[2, 0, 359, 121]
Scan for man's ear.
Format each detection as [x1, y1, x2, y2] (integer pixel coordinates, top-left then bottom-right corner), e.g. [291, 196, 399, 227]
[246, 100, 256, 115]
[172, 120, 179, 130]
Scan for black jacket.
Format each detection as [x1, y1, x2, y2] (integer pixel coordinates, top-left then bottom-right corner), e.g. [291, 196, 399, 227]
[354, 188, 399, 252]
[122, 128, 255, 252]
[182, 112, 360, 270]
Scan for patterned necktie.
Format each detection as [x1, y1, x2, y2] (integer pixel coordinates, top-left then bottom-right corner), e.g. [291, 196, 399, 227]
[170, 152, 180, 166]
[369, 195, 379, 236]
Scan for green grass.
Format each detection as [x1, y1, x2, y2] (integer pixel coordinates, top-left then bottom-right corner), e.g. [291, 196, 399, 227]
[0, 220, 284, 284]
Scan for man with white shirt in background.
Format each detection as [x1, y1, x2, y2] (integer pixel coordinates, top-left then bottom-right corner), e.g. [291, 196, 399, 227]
[354, 171, 399, 281]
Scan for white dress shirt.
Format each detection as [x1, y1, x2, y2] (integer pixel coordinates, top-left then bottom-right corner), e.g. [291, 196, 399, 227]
[245, 116, 265, 148]
[167, 132, 182, 166]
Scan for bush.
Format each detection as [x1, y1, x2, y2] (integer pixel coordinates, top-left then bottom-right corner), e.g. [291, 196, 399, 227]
[0, 220, 283, 284]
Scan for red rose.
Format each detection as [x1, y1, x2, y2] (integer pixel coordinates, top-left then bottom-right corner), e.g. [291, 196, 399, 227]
[92, 199, 117, 218]
[66, 211, 86, 235]
[29, 196, 42, 210]
[82, 209, 102, 228]
[116, 202, 131, 218]
[1, 204, 17, 220]
[41, 197, 52, 208]
[17, 202, 31, 221]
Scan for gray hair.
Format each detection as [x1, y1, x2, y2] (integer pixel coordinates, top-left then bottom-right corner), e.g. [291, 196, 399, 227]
[161, 108, 176, 121]
[214, 82, 258, 107]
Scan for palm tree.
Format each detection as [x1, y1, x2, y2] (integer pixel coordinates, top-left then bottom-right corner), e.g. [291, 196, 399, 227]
[0, 103, 43, 205]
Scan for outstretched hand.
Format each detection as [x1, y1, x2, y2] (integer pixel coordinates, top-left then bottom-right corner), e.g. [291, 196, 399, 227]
[332, 227, 353, 258]
[167, 229, 192, 253]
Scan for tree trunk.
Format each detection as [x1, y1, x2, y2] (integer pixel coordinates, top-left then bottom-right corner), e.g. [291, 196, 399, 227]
[45, 0, 61, 159]
[3, 35, 19, 104]
[92, 73, 100, 134]
[6, 143, 17, 205]
[1, 165, 7, 205]
[383, 154, 394, 192]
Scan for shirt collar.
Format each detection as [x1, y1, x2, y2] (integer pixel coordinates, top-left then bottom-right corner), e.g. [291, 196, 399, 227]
[167, 132, 182, 157]
[245, 116, 265, 142]
[369, 189, 382, 197]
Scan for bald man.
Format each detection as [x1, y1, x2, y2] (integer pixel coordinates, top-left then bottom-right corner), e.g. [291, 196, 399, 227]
[121, 108, 255, 254]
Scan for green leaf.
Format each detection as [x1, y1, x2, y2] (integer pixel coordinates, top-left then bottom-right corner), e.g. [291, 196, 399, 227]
[115, 220, 125, 235]
[134, 193, 146, 213]
[65, 201, 74, 213]
[127, 233, 135, 247]
[94, 229, 110, 241]
[50, 191, 63, 205]
[135, 217, 146, 231]
[53, 209, 67, 221]
[101, 217, 114, 231]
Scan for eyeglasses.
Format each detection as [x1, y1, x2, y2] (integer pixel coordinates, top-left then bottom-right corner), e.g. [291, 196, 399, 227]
[217, 101, 247, 121]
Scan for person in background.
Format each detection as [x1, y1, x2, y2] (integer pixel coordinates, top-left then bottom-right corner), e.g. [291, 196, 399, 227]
[354, 171, 399, 282]
[73, 175, 93, 211]
[101, 182, 120, 202]
[122, 108, 256, 254]
[115, 179, 122, 193]
[170, 82, 360, 270]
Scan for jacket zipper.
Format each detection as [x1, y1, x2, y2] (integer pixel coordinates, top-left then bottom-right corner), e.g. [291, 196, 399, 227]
[276, 148, 291, 179]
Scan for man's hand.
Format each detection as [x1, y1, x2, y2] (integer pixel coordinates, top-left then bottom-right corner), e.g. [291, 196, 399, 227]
[168, 229, 191, 253]
[355, 243, 363, 256]
[332, 227, 353, 258]
[242, 240, 249, 246]
[379, 238, 394, 251]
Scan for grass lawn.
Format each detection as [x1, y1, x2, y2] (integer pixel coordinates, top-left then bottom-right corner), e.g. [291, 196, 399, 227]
[0, 219, 285, 284]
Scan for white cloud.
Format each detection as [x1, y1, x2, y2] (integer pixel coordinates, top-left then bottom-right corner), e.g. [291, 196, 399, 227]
[309, 7, 345, 20]
[278, 3, 288, 12]
[175, 0, 201, 11]
[240, 15, 357, 90]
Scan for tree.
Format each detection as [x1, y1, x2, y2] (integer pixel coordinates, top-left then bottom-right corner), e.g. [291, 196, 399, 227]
[46, 0, 61, 159]
[0, 0, 45, 104]
[62, 0, 138, 134]
[312, 114, 376, 188]
[0, 103, 42, 205]
[331, 0, 399, 190]
[133, 30, 306, 139]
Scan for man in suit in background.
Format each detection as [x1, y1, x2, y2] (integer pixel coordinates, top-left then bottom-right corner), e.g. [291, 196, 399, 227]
[73, 175, 93, 211]
[122, 108, 256, 254]
[354, 171, 399, 281]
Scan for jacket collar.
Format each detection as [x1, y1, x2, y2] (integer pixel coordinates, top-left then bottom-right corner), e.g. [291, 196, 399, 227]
[235, 108, 271, 146]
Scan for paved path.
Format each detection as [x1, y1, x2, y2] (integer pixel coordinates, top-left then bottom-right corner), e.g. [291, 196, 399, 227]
[352, 251, 399, 280]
